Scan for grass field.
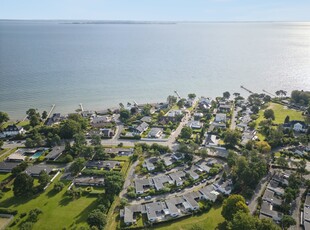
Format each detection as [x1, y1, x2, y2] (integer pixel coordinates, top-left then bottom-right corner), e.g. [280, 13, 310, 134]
[0, 148, 17, 162]
[0, 173, 11, 182]
[152, 205, 224, 230]
[0, 174, 98, 230]
[256, 102, 304, 125]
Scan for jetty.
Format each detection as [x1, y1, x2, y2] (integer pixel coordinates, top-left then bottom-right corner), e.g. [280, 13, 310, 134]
[240, 85, 253, 94]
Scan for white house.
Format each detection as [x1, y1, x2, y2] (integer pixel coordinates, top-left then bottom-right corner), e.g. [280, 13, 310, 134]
[215, 113, 226, 123]
[2, 125, 25, 137]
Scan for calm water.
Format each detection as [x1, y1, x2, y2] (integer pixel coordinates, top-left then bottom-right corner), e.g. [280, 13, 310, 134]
[0, 21, 310, 119]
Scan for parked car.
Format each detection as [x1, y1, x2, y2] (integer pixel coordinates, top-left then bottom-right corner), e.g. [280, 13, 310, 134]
[145, 196, 152, 200]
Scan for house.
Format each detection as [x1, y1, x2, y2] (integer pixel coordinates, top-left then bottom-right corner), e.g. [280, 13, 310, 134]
[2, 124, 25, 137]
[45, 146, 65, 161]
[131, 122, 149, 135]
[0, 161, 20, 173]
[152, 175, 172, 190]
[213, 179, 232, 195]
[196, 161, 211, 173]
[199, 185, 219, 202]
[25, 164, 54, 177]
[172, 152, 184, 161]
[267, 180, 285, 196]
[193, 113, 204, 119]
[183, 192, 200, 211]
[169, 171, 186, 186]
[283, 120, 308, 132]
[104, 148, 134, 156]
[262, 189, 282, 206]
[45, 113, 62, 126]
[81, 110, 95, 118]
[100, 128, 114, 138]
[186, 167, 199, 180]
[215, 113, 227, 123]
[241, 129, 257, 145]
[122, 205, 143, 225]
[199, 97, 212, 109]
[160, 110, 183, 123]
[148, 128, 163, 138]
[260, 201, 282, 222]
[143, 158, 158, 171]
[144, 202, 165, 222]
[74, 176, 104, 186]
[204, 134, 219, 146]
[188, 120, 202, 129]
[164, 199, 180, 217]
[86, 160, 120, 170]
[135, 178, 153, 194]
[218, 104, 232, 113]
[141, 116, 152, 123]
[162, 155, 173, 166]
[91, 115, 113, 128]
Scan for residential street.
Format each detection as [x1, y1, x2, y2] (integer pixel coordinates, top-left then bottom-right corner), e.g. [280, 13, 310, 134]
[289, 187, 306, 230]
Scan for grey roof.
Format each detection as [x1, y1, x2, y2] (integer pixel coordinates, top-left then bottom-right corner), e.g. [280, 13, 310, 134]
[187, 168, 199, 179]
[165, 200, 179, 215]
[135, 178, 153, 193]
[199, 185, 218, 202]
[148, 128, 163, 137]
[305, 195, 310, 207]
[45, 146, 65, 160]
[141, 116, 152, 123]
[183, 192, 200, 208]
[86, 160, 120, 170]
[74, 176, 104, 186]
[152, 175, 171, 190]
[25, 164, 54, 176]
[0, 161, 20, 172]
[169, 171, 186, 184]
[196, 161, 211, 172]
[145, 202, 165, 221]
[123, 205, 143, 224]
[104, 148, 134, 155]
[260, 201, 282, 221]
[305, 206, 310, 223]
[3, 124, 23, 131]
[134, 122, 149, 133]
[262, 189, 282, 206]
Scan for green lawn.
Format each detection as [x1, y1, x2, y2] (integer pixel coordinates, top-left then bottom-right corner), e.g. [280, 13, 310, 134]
[257, 102, 304, 125]
[0, 173, 11, 182]
[0, 174, 98, 230]
[0, 148, 8, 155]
[0, 148, 17, 162]
[151, 205, 224, 230]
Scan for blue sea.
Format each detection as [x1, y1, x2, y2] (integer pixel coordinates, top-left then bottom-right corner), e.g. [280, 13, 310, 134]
[0, 21, 310, 119]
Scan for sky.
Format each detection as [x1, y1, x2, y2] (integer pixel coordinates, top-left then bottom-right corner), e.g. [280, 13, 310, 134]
[1, 0, 310, 21]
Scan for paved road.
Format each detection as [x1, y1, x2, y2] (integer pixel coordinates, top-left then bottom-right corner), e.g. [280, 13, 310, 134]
[230, 106, 239, 130]
[248, 169, 274, 214]
[289, 187, 306, 230]
[120, 160, 139, 198]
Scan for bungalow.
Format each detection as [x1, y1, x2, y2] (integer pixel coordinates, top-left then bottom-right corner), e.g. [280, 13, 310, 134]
[283, 120, 308, 132]
[81, 110, 95, 118]
[188, 120, 202, 129]
[131, 122, 149, 135]
[213, 179, 232, 195]
[144, 202, 165, 222]
[199, 185, 219, 202]
[186, 167, 199, 180]
[122, 205, 143, 225]
[193, 113, 204, 119]
[267, 180, 285, 196]
[86, 160, 120, 170]
[148, 128, 163, 138]
[218, 104, 232, 113]
[172, 152, 184, 161]
[169, 171, 186, 186]
[183, 192, 200, 211]
[91, 115, 113, 128]
[164, 199, 180, 217]
[204, 134, 219, 146]
[152, 175, 172, 191]
[199, 97, 212, 109]
[25, 164, 54, 177]
[262, 189, 282, 206]
[143, 158, 158, 171]
[0, 161, 20, 173]
[260, 201, 282, 222]
[214, 113, 227, 123]
[135, 178, 153, 194]
[196, 161, 211, 173]
[141, 116, 152, 123]
[104, 148, 134, 156]
[74, 176, 104, 187]
[45, 113, 62, 126]
[1, 124, 25, 137]
[45, 146, 65, 161]
[100, 128, 114, 138]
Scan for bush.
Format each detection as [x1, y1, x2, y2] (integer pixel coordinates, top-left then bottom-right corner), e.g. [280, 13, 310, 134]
[19, 222, 33, 230]
[27, 208, 42, 222]
[0, 208, 18, 215]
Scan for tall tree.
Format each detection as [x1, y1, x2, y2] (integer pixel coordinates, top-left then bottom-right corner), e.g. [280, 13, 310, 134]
[0, 111, 9, 124]
[264, 109, 275, 120]
[13, 173, 34, 197]
[222, 194, 249, 221]
[223, 91, 231, 99]
[188, 93, 196, 99]
[38, 170, 49, 189]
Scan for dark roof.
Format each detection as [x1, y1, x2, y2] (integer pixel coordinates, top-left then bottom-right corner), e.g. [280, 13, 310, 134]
[0, 162, 20, 172]
[284, 120, 308, 128]
[25, 164, 54, 176]
[45, 146, 65, 160]
[4, 124, 22, 131]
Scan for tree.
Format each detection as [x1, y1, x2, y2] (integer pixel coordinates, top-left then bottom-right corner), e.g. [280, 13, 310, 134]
[264, 109, 275, 120]
[188, 93, 196, 99]
[73, 133, 87, 147]
[27, 208, 42, 222]
[180, 126, 192, 139]
[87, 209, 107, 230]
[19, 222, 33, 230]
[120, 109, 130, 121]
[0, 111, 9, 124]
[91, 135, 101, 146]
[167, 95, 177, 105]
[223, 91, 230, 99]
[59, 119, 81, 139]
[29, 114, 41, 127]
[13, 173, 34, 197]
[53, 181, 65, 192]
[281, 215, 296, 229]
[69, 158, 86, 176]
[142, 104, 152, 116]
[222, 194, 249, 221]
[42, 111, 48, 120]
[38, 170, 49, 189]
[104, 172, 124, 196]
[223, 130, 241, 147]
[177, 98, 186, 108]
[12, 161, 28, 176]
[255, 141, 271, 153]
[120, 198, 128, 208]
[284, 115, 290, 124]
[228, 211, 257, 230]
[0, 140, 3, 149]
